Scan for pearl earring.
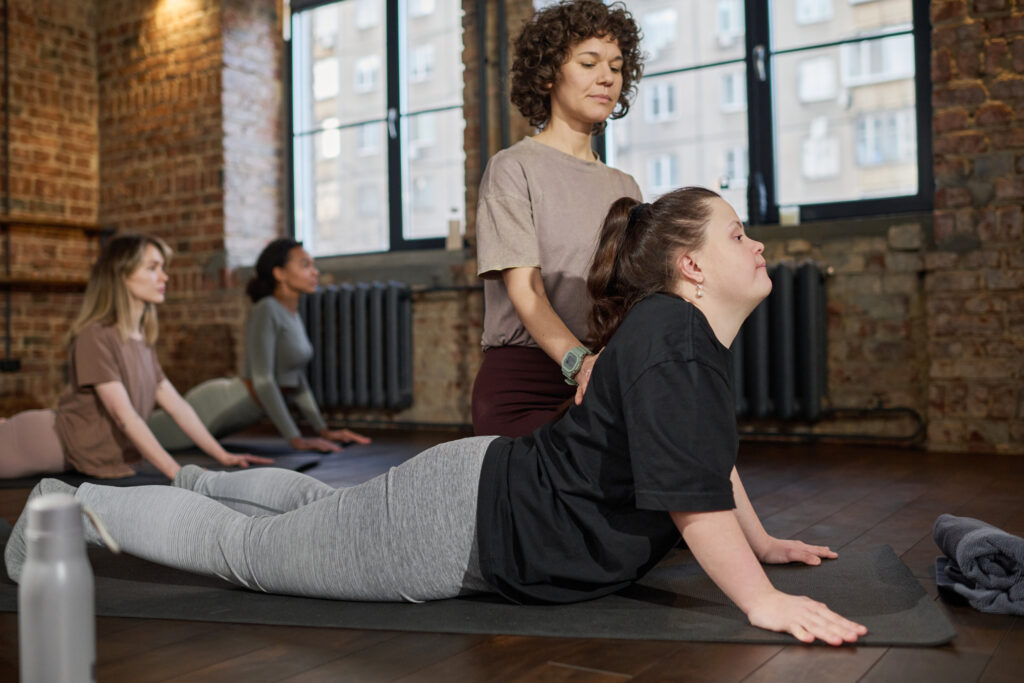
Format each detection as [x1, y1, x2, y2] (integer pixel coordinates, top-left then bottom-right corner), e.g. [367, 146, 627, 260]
[696, 283, 704, 298]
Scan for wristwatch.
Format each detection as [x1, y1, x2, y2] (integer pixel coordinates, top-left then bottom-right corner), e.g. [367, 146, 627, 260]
[561, 345, 593, 386]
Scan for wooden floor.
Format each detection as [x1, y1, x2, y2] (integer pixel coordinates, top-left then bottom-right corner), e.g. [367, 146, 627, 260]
[1, 431, 1021, 682]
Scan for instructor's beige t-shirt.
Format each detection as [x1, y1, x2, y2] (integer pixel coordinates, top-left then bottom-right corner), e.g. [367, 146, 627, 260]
[476, 137, 642, 350]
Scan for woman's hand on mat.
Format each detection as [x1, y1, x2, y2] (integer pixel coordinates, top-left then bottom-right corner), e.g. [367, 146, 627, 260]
[747, 590, 867, 646]
[214, 452, 274, 468]
[756, 537, 838, 566]
[321, 427, 372, 446]
[290, 436, 343, 453]
[573, 351, 601, 405]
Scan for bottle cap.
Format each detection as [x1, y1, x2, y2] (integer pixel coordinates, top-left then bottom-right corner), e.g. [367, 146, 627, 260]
[27, 493, 85, 541]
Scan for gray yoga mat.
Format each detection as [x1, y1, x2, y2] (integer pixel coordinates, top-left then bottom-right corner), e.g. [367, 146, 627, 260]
[0, 531, 955, 646]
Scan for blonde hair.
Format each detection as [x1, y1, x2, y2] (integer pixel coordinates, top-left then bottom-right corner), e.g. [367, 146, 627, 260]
[68, 233, 172, 346]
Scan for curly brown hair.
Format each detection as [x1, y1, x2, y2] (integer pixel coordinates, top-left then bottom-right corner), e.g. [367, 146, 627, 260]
[510, 0, 644, 135]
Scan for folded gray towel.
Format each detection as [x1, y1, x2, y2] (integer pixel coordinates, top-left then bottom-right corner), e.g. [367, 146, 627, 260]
[933, 513, 1023, 616]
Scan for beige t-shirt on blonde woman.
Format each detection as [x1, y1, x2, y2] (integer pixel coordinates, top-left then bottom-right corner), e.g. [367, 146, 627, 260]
[476, 137, 642, 351]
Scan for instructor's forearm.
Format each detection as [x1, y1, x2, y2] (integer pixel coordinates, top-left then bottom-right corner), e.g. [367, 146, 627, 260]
[504, 269, 585, 364]
[515, 298, 584, 364]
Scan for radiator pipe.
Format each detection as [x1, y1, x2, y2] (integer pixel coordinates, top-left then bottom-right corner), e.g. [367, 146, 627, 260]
[497, 0, 509, 150]
[475, 0, 488, 183]
[738, 406, 926, 446]
[411, 284, 483, 295]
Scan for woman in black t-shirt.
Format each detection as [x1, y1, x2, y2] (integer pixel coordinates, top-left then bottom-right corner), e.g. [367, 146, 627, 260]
[6, 188, 866, 647]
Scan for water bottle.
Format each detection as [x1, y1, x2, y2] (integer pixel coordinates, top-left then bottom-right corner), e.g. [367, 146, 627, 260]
[18, 493, 95, 683]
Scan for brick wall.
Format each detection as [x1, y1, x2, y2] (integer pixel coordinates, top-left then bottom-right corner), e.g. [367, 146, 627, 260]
[1, 0, 281, 412]
[4, 0, 98, 220]
[97, 0, 238, 393]
[926, 0, 1023, 452]
[96, 0, 281, 393]
[0, 0, 99, 412]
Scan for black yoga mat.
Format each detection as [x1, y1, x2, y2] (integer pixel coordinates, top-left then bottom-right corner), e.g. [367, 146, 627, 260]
[0, 437, 322, 489]
[0, 532, 955, 646]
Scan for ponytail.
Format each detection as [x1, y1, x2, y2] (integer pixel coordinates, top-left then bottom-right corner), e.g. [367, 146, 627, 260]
[247, 237, 302, 303]
[587, 187, 720, 348]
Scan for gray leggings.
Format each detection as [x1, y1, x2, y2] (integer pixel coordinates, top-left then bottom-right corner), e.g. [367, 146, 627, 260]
[75, 436, 496, 602]
[147, 377, 263, 451]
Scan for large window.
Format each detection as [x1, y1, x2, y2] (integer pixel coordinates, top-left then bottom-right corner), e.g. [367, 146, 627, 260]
[289, 0, 465, 256]
[605, 0, 931, 224]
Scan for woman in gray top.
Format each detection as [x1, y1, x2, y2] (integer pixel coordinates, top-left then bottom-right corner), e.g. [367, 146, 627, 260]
[472, 0, 644, 437]
[148, 238, 369, 453]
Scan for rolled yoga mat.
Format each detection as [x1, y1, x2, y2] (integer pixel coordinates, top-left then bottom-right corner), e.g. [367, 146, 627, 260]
[0, 530, 955, 646]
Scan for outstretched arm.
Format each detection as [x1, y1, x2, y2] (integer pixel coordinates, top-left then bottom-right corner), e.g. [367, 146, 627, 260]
[94, 380, 184, 479]
[670, 508, 866, 645]
[154, 380, 272, 468]
[291, 377, 371, 450]
[730, 467, 838, 565]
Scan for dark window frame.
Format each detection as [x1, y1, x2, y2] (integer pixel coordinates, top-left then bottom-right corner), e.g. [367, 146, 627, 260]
[286, 0, 460, 254]
[596, 0, 932, 225]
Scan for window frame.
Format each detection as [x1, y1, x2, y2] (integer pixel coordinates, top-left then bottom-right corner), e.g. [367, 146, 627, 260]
[286, 0, 459, 255]
[599, 0, 932, 226]
[742, 0, 932, 224]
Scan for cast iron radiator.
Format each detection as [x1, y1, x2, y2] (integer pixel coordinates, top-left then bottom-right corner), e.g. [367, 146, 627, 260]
[731, 261, 828, 421]
[299, 281, 413, 411]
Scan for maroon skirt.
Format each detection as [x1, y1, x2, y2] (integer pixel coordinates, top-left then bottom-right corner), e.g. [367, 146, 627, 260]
[471, 346, 575, 438]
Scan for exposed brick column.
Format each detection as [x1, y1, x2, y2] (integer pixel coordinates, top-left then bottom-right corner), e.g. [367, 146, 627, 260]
[97, 0, 240, 392]
[222, 0, 282, 270]
[928, 0, 1024, 452]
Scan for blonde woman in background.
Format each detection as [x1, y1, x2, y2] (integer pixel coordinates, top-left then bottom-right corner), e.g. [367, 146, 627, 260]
[0, 233, 270, 480]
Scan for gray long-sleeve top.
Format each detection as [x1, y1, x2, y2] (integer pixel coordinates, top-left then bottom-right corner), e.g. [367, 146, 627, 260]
[241, 296, 328, 441]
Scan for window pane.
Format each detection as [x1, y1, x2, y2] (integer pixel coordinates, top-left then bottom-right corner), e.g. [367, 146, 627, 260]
[294, 2, 386, 132]
[400, 0, 464, 241]
[607, 64, 749, 220]
[773, 42, 918, 206]
[639, 0, 744, 72]
[401, 109, 465, 240]
[771, 0, 912, 52]
[401, 0, 462, 112]
[293, 1, 388, 256]
[297, 126, 389, 256]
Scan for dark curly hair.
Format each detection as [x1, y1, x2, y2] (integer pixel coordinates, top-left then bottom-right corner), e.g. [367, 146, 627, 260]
[510, 0, 644, 135]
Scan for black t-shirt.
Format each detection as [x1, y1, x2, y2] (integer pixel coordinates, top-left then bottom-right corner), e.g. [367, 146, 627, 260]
[475, 293, 739, 604]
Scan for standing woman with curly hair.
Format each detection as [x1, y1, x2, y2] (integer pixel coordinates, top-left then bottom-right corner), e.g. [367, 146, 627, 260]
[472, 0, 645, 437]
